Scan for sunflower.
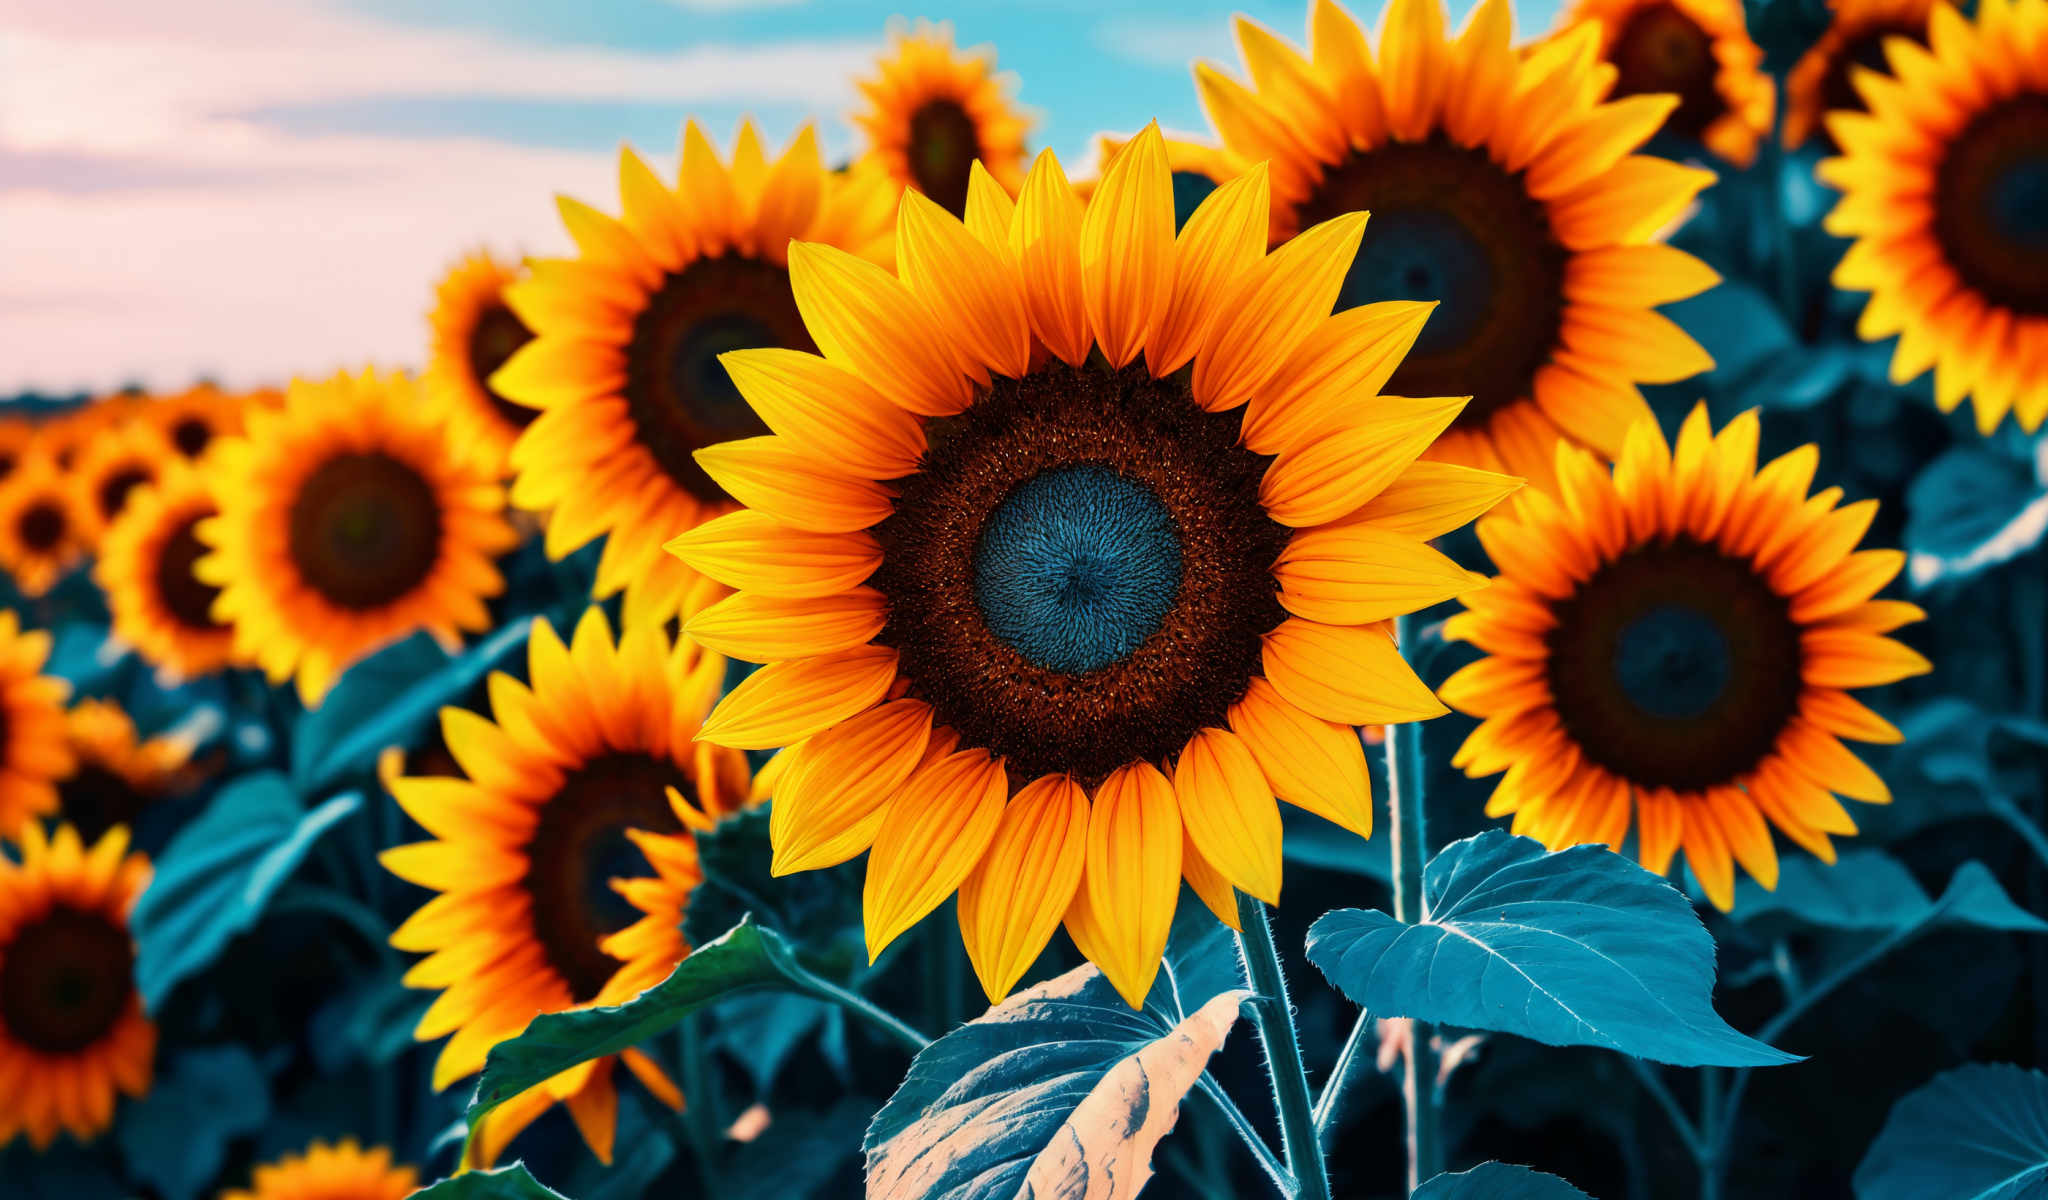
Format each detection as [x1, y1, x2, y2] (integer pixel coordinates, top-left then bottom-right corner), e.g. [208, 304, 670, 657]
[381, 609, 751, 1165]
[1440, 407, 1929, 910]
[55, 700, 195, 844]
[0, 454, 86, 597]
[219, 1139, 418, 1200]
[0, 611, 73, 840]
[37, 398, 136, 472]
[495, 122, 896, 628]
[854, 20, 1030, 216]
[1558, 0, 1776, 166]
[68, 419, 176, 548]
[1821, 0, 2048, 434]
[0, 419, 35, 484]
[1194, 0, 1720, 496]
[142, 384, 251, 463]
[674, 125, 1514, 1008]
[426, 251, 538, 476]
[0, 823, 154, 1149]
[197, 369, 516, 705]
[95, 463, 237, 682]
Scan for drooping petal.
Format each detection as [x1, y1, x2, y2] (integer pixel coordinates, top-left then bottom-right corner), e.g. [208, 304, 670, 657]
[957, 774, 1090, 1001]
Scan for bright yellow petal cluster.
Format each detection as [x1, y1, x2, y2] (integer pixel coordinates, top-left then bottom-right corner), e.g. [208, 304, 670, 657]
[678, 125, 1517, 1007]
[219, 1139, 418, 1200]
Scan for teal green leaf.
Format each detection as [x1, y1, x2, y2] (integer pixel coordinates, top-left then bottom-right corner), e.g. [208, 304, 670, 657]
[130, 772, 361, 1009]
[290, 617, 533, 793]
[114, 1046, 269, 1200]
[412, 1163, 566, 1200]
[1903, 446, 2048, 588]
[865, 965, 1248, 1200]
[468, 916, 869, 1122]
[1306, 831, 1794, 1067]
[1732, 852, 2048, 934]
[1855, 1064, 2048, 1200]
[1416, 1163, 1595, 1199]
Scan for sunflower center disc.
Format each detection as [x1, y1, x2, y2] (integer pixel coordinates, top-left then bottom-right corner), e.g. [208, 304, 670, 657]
[58, 764, 153, 845]
[1545, 539, 1803, 790]
[287, 452, 444, 611]
[1609, 4, 1724, 138]
[0, 906, 134, 1054]
[1613, 603, 1733, 719]
[906, 98, 981, 216]
[523, 753, 691, 1003]
[468, 302, 539, 431]
[1298, 140, 1567, 428]
[627, 255, 810, 503]
[97, 467, 150, 523]
[877, 361, 1288, 784]
[1937, 96, 2048, 313]
[18, 501, 66, 552]
[155, 514, 225, 632]
[973, 464, 1184, 675]
[171, 416, 212, 458]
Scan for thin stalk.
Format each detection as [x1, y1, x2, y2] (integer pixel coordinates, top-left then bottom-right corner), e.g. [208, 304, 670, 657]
[1622, 1057, 1703, 1160]
[1196, 1074, 1293, 1196]
[794, 973, 932, 1056]
[1698, 1069, 1725, 1200]
[1388, 612, 1442, 1192]
[1311, 1009, 1372, 1142]
[1234, 891, 1331, 1200]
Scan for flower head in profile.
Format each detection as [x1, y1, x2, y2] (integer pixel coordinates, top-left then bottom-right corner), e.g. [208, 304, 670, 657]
[1555, 0, 1775, 166]
[219, 1139, 417, 1200]
[425, 249, 538, 476]
[674, 125, 1516, 1007]
[1822, 0, 2048, 433]
[1441, 407, 1930, 910]
[95, 462, 239, 682]
[55, 699, 196, 844]
[1195, 0, 1720, 495]
[1783, 0, 1936, 150]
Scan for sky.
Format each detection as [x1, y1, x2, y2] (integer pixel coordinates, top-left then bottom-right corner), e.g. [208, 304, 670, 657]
[0, 0, 1554, 395]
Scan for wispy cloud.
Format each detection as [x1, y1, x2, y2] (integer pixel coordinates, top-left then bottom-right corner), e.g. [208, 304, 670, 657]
[0, 0, 880, 393]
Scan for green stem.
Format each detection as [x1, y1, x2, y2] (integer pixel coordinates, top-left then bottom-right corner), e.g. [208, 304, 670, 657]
[794, 973, 932, 1055]
[1699, 1069, 1725, 1200]
[1388, 612, 1442, 1193]
[1622, 1057, 1703, 1160]
[1311, 1009, 1372, 1143]
[1233, 891, 1331, 1200]
[1195, 1074, 1293, 1196]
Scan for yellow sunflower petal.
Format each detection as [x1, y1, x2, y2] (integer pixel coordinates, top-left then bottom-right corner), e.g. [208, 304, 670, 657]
[957, 773, 1090, 1001]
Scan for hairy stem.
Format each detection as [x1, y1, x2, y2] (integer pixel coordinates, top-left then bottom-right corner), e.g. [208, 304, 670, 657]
[1389, 612, 1443, 1192]
[1235, 891, 1331, 1200]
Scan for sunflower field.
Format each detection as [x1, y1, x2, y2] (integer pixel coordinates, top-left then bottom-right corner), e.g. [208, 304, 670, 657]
[3, 0, 2047, 1196]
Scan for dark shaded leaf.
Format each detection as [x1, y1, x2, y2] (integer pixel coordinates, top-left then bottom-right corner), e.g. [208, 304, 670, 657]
[1306, 832, 1794, 1067]
[1904, 446, 2048, 589]
[469, 916, 846, 1122]
[412, 1163, 567, 1200]
[724, 1100, 874, 1200]
[130, 772, 360, 1008]
[1730, 850, 2048, 935]
[291, 617, 533, 794]
[1855, 1063, 2048, 1200]
[1416, 1162, 1595, 1199]
[115, 1046, 269, 1200]
[864, 965, 1248, 1200]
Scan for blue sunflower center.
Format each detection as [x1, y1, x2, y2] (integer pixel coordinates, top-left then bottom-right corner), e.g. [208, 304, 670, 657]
[972, 464, 1184, 674]
[1544, 539, 1804, 791]
[1612, 603, 1734, 720]
[1296, 140, 1566, 428]
[1935, 95, 2048, 314]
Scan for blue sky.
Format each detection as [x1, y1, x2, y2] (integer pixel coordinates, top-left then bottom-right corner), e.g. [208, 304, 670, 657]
[0, 0, 1560, 393]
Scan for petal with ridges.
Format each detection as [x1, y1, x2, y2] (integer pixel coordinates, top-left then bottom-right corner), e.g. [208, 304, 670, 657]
[957, 774, 1090, 1001]
[1075, 762, 1182, 1008]
[862, 749, 1008, 959]
[1263, 619, 1447, 724]
[697, 646, 900, 750]
[1173, 727, 1283, 904]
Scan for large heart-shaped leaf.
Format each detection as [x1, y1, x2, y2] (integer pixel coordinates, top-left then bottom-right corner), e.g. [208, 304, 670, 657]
[469, 916, 886, 1124]
[291, 617, 533, 794]
[865, 963, 1248, 1200]
[130, 771, 361, 1009]
[1306, 831, 1793, 1067]
[413, 1163, 565, 1200]
[1903, 446, 2048, 589]
[1416, 1162, 1594, 1199]
[1733, 851, 2048, 935]
[1855, 1064, 2048, 1200]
